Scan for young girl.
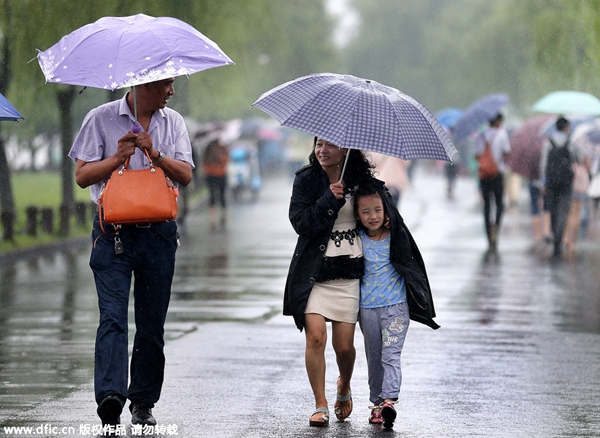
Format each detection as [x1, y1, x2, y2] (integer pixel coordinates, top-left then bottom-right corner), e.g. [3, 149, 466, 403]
[354, 182, 439, 429]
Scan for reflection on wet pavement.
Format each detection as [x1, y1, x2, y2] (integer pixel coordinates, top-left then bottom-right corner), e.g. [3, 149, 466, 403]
[2, 170, 600, 433]
[0, 174, 295, 421]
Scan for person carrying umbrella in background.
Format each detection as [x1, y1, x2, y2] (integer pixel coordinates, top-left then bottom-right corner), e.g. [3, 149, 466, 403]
[369, 152, 410, 208]
[473, 113, 511, 251]
[539, 116, 575, 257]
[202, 138, 230, 229]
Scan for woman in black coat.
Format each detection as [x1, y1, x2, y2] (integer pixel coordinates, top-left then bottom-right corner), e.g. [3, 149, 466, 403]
[284, 137, 376, 426]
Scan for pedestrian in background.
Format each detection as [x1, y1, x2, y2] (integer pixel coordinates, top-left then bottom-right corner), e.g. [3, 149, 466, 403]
[202, 138, 230, 228]
[473, 113, 511, 251]
[284, 137, 376, 427]
[354, 182, 439, 429]
[562, 128, 590, 253]
[69, 78, 194, 426]
[540, 117, 573, 257]
[369, 152, 410, 208]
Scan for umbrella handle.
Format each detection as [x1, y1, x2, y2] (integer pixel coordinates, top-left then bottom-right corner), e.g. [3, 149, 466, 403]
[339, 148, 351, 182]
[131, 85, 142, 133]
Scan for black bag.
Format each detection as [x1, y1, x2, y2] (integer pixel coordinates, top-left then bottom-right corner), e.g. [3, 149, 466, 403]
[545, 139, 573, 190]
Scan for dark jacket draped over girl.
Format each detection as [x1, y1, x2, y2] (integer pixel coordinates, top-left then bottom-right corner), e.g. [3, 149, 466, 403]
[284, 166, 439, 331]
[377, 182, 440, 330]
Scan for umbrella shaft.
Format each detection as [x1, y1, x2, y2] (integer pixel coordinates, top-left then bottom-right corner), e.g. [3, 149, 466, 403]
[339, 149, 351, 183]
[133, 85, 138, 122]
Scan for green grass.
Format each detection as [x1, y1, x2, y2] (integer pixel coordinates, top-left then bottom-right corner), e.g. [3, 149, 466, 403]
[12, 171, 90, 211]
[0, 171, 92, 252]
[1, 171, 205, 252]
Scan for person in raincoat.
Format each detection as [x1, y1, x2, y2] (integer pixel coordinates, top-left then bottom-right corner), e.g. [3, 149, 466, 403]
[284, 137, 376, 427]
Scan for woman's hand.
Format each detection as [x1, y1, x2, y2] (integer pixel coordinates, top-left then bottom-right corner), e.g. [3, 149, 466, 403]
[330, 181, 345, 199]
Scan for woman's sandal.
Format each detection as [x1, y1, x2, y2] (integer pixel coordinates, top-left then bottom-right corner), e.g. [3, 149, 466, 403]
[381, 401, 397, 429]
[309, 407, 330, 427]
[334, 391, 353, 420]
[368, 405, 383, 424]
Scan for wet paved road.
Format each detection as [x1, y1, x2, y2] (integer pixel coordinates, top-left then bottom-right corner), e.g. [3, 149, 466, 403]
[1, 167, 600, 437]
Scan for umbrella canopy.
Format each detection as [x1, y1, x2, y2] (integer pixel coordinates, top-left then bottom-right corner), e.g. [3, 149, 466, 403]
[452, 93, 509, 142]
[538, 114, 594, 138]
[507, 114, 553, 180]
[435, 108, 463, 130]
[532, 91, 600, 116]
[251, 73, 457, 162]
[0, 92, 24, 122]
[37, 13, 234, 91]
[572, 118, 600, 145]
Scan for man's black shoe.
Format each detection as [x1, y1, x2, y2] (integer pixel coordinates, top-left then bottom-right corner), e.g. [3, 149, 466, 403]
[97, 395, 123, 426]
[130, 402, 157, 425]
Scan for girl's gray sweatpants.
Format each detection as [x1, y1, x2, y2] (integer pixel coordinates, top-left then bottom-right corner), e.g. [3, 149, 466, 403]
[359, 301, 410, 405]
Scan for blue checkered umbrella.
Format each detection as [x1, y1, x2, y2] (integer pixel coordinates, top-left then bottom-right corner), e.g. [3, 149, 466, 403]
[251, 73, 457, 163]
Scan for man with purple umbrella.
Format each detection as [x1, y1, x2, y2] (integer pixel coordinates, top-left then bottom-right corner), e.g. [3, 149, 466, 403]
[39, 13, 233, 429]
[69, 78, 194, 427]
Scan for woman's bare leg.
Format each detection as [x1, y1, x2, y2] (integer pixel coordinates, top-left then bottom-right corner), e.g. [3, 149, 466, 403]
[305, 314, 328, 422]
[332, 321, 356, 419]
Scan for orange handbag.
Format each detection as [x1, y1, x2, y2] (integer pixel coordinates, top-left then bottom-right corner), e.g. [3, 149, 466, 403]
[97, 150, 179, 231]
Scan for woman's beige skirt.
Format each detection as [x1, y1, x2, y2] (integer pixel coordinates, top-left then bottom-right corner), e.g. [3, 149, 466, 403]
[304, 278, 360, 324]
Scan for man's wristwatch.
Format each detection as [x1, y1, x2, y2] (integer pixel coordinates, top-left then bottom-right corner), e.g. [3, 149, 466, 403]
[153, 151, 165, 164]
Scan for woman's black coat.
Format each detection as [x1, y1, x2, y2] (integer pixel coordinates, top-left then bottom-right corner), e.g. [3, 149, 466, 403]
[284, 165, 346, 331]
[283, 166, 439, 331]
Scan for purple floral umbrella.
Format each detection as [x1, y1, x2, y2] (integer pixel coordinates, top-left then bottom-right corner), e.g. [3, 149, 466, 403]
[37, 13, 234, 128]
[37, 13, 233, 90]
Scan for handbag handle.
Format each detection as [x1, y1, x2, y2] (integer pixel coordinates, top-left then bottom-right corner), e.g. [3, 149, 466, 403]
[121, 149, 156, 173]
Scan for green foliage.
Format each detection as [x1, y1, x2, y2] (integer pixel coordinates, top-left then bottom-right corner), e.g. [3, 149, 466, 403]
[1, 0, 340, 135]
[344, 0, 600, 115]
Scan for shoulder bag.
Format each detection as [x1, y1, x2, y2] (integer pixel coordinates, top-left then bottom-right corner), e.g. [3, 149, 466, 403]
[478, 140, 499, 180]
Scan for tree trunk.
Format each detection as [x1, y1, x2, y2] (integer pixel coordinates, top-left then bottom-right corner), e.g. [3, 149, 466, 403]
[0, 128, 15, 241]
[0, 0, 16, 240]
[56, 87, 76, 236]
[0, 125, 15, 214]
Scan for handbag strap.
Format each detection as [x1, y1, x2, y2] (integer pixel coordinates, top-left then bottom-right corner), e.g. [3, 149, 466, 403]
[97, 197, 120, 235]
[122, 148, 155, 170]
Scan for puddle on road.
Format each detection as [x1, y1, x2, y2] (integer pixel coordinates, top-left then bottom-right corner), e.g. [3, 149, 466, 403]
[0, 222, 291, 422]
